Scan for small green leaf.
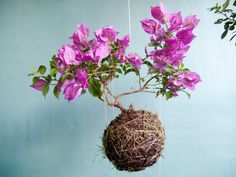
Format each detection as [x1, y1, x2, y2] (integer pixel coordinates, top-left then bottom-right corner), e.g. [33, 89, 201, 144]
[51, 55, 56, 60]
[162, 77, 168, 86]
[165, 66, 175, 73]
[53, 86, 60, 99]
[124, 68, 134, 75]
[221, 30, 228, 39]
[182, 90, 191, 98]
[222, 0, 230, 11]
[38, 65, 46, 75]
[32, 77, 39, 84]
[88, 78, 103, 100]
[144, 60, 153, 67]
[229, 25, 235, 31]
[50, 68, 57, 77]
[81, 89, 86, 95]
[233, 0, 236, 6]
[28, 73, 34, 76]
[230, 34, 236, 41]
[165, 91, 173, 100]
[116, 68, 122, 74]
[42, 82, 49, 97]
[214, 19, 224, 24]
[50, 60, 56, 68]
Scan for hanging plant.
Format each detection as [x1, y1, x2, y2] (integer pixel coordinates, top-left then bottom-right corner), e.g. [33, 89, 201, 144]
[209, 0, 236, 45]
[29, 3, 201, 172]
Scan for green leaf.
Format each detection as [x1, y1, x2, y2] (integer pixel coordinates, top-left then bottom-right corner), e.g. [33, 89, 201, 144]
[182, 90, 191, 98]
[38, 65, 46, 75]
[224, 22, 230, 30]
[222, 0, 230, 11]
[162, 77, 168, 85]
[165, 66, 175, 73]
[214, 19, 224, 24]
[42, 82, 49, 97]
[116, 68, 122, 74]
[60, 73, 74, 83]
[180, 63, 184, 69]
[221, 30, 228, 39]
[233, 0, 236, 6]
[165, 91, 173, 100]
[81, 89, 86, 95]
[44, 75, 52, 82]
[229, 25, 235, 31]
[50, 68, 57, 77]
[32, 77, 39, 84]
[124, 68, 134, 75]
[53, 86, 60, 99]
[134, 69, 139, 76]
[88, 78, 103, 99]
[28, 73, 34, 76]
[144, 60, 153, 67]
[50, 60, 56, 68]
[51, 55, 56, 60]
[230, 34, 236, 41]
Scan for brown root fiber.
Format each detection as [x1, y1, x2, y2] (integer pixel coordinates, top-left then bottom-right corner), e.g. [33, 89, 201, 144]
[102, 106, 165, 172]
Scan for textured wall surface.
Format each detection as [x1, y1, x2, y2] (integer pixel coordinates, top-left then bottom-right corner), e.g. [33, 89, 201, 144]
[0, 0, 236, 177]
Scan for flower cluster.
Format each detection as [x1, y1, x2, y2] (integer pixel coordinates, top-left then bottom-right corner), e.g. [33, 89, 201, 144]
[141, 3, 201, 96]
[30, 3, 201, 104]
[31, 24, 143, 101]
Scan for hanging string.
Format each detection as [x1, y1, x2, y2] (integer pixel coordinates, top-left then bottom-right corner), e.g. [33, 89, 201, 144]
[112, 81, 115, 118]
[128, 0, 131, 42]
[158, 96, 162, 177]
[104, 93, 108, 124]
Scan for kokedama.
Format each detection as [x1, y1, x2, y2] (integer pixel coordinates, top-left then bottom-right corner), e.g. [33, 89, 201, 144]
[29, 3, 201, 172]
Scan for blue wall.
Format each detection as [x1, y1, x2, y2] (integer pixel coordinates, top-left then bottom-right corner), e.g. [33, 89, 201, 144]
[0, 0, 236, 177]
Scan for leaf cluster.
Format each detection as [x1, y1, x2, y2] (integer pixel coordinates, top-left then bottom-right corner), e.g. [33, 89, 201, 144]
[209, 0, 236, 45]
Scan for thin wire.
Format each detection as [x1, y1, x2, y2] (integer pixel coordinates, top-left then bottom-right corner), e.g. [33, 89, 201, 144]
[158, 97, 162, 177]
[104, 95, 107, 124]
[128, 0, 131, 41]
[112, 81, 115, 118]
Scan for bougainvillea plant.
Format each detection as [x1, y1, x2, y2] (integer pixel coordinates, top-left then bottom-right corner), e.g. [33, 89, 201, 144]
[29, 3, 201, 172]
[209, 0, 236, 45]
[29, 3, 201, 111]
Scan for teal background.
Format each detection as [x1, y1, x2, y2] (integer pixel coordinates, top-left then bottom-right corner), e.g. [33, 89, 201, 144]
[0, 0, 236, 177]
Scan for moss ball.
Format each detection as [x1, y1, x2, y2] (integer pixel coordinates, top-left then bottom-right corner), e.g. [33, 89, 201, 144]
[102, 106, 165, 172]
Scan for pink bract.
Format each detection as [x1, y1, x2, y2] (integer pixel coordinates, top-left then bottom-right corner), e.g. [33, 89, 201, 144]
[31, 79, 47, 91]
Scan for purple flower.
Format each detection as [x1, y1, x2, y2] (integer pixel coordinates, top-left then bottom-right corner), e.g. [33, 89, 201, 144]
[63, 69, 89, 101]
[149, 50, 168, 71]
[82, 43, 111, 66]
[94, 26, 119, 43]
[70, 24, 90, 49]
[183, 15, 200, 29]
[151, 28, 167, 42]
[169, 12, 182, 31]
[176, 29, 195, 45]
[57, 45, 80, 65]
[179, 72, 201, 90]
[126, 52, 143, 69]
[164, 38, 190, 67]
[166, 77, 182, 96]
[165, 38, 190, 54]
[63, 79, 83, 101]
[31, 79, 47, 91]
[94, 43, 111, 66]
[115, 35, 130, 63]
[151, 3, 169, 24]
[116, 34, 130, 48]
[75, 69, 90, 89]
[141, 19, 160, 34]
